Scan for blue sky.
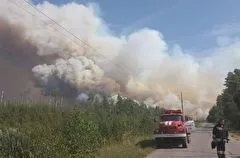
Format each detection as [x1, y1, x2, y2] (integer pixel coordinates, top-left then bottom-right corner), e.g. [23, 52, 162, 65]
[33, 0, 240, 55]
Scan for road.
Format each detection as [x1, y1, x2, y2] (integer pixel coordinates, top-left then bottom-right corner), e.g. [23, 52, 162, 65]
[146, 123, 240, 158]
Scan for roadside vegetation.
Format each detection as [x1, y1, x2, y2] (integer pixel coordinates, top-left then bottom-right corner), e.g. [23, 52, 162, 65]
[0, 95, 162, 158]
[97, 135, 155, 158]
[207, 69, 240, 130]
[230, 131, 240, 141]
[194, 120, 202, 127]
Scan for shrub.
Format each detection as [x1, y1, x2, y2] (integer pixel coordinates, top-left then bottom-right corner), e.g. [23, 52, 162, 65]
[0, 95, 163, 157]
[0, 128, 32, 158]
[62, 110, 101, 157]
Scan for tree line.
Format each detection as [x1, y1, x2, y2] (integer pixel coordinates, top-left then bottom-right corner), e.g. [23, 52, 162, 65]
[0, 94, 163, 157]
[207, 69, 240, 129]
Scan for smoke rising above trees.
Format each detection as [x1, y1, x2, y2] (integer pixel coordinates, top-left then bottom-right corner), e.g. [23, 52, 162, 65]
[1, 0, 240, 118]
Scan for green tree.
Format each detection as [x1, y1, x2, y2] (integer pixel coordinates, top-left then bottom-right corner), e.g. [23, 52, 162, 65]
[207, 69, 240, 129]
[207, 105, 222, 123]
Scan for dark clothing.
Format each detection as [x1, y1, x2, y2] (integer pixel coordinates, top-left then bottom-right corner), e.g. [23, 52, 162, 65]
[212, 123, 229, 158]
[212, 123, 229, 140]
[216, 141, 225, 152]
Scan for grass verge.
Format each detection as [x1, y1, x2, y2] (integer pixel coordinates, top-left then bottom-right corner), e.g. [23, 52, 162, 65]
[230, 131, 240, 141]
[96, 136, 155, 158]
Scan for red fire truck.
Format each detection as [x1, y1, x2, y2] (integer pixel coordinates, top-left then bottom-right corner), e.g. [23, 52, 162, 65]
[153, 109, 191, 148]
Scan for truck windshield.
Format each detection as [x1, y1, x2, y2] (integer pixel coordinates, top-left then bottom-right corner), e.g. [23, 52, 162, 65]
[161, 115, 183, 121]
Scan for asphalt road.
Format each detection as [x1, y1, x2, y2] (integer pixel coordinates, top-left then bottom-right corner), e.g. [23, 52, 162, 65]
[146, 123, 240, 158]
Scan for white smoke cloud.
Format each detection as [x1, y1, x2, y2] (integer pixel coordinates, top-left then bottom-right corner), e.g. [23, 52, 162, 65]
[1, 0, 240, 119]
[32, 56, 119, 95]
[76, 93, 89, 103]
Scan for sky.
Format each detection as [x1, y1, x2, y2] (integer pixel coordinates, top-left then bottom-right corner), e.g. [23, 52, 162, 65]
[32, 0, 240, 57]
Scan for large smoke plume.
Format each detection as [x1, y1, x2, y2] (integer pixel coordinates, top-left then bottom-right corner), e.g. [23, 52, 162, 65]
[0, 15, 56, 100]
[1, 0, 240, 119]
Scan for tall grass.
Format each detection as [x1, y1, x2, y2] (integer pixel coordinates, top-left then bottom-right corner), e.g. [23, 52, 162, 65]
[0, 95, 162, 157]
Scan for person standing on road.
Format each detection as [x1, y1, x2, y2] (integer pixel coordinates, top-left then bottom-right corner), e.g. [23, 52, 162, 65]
[212, 119, 229, 158]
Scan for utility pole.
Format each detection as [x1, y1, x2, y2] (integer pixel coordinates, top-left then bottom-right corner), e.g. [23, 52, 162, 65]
[180, 92, 184, 114]
[1, 90, 4, 103]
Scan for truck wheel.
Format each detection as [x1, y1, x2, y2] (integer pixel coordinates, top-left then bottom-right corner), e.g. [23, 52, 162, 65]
[155, 139, 161, 148]
[187, 136, 191, 143]
[155, 143, 161, 148]
[182, 138, 188, 148]
[187, 133, 191, 143]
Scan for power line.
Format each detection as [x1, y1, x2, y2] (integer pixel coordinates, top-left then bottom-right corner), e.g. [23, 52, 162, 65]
[10, 0, 132, 76]
[21, 0, 100, 57]
[6, 0, 153, 100]
[9, 0, 92, 56]
[20, 0, 131, 66]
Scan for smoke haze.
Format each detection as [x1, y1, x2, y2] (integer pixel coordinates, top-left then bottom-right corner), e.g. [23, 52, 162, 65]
[1, 0, 240, 118]
[0, 17, 56, 100]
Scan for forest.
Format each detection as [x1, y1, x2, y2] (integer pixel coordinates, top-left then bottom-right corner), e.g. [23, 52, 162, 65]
[207, 69, 240, 130]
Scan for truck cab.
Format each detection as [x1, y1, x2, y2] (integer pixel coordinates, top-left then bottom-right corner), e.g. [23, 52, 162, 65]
[153, 109, 190, 148]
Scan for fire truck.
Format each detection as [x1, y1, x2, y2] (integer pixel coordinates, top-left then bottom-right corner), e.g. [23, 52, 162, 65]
[153, 109, 191, 148]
